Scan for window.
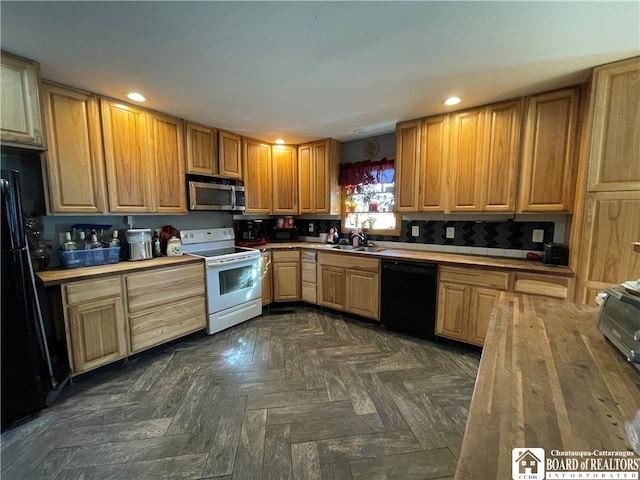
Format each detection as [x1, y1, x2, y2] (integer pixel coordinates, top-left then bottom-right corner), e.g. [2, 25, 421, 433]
[339, 158, 400, 235]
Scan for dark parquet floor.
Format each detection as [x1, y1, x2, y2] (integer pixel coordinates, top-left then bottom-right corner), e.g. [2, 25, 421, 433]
[1, 306, 480, 480]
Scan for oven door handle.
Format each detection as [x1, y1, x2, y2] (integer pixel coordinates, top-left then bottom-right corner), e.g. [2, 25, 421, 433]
[206, 255, 259, 268]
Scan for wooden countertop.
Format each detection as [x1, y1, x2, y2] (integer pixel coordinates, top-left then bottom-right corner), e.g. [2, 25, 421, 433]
[36, 255, 204, 287]
[455, 293, 640, 479]
[263, 242, 573, 276]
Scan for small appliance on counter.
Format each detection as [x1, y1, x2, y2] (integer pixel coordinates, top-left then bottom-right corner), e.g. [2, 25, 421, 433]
[542, 242, 569, 266]
[597, 285, 640, 372]
[125, 229, 153, 261]
[236, 219, 267, 246]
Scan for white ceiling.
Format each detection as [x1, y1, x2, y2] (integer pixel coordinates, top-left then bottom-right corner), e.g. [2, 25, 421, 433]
[1, 1, 639, 144]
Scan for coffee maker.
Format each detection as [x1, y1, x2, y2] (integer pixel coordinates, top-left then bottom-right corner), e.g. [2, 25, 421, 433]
[235, 219, 267, 245]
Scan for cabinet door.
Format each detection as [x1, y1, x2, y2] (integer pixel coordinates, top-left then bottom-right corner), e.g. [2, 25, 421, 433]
[218, 130, 242, 179]
[518, 88, 580, 212]
[467, 287, 499, 346]
[298, 144, 314, 213]
[101, 99, 153, 213]
[261, 251, 272, 306]
[318, 266, 346, 311]
[449, 108, 485, 212]
[576, 191, 640, 304]
[0, 52, 45, 149]
[186, 122, 218, 176]
[273, 262, 301, 301]
[150, 112, 187, 213]
[395, 120, 421, 212]
[436, 282, 467, 341]
[346, 270, 380, 320]
[243, 138, 273, 214]
[482, 100, 522, 212]
[419, 115, 448, 212]
[41, 82, 107, 214]
[67, 296, 127, 373]
[272, 145, 298, 214]
[314, 139, 342, 214]
[587, 57, 640, 192]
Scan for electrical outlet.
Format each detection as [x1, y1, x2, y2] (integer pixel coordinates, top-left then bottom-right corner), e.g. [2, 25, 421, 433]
[532, 229, 544, 243]
[446, 227, 455, 239]
[411, 225, 420, 237]
[309, 223, 314, 232]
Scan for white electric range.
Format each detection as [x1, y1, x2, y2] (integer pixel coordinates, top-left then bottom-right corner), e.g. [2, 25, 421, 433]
[180, 228, 262, 334]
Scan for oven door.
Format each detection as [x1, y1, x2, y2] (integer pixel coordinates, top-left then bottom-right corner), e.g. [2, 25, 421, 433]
[205, 255, 262, 314]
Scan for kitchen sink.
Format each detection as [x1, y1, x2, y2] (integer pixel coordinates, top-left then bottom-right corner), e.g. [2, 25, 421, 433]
[326, 244, 360, 250]
[325, 244, 386, 252]
[358, 246, 387, 252]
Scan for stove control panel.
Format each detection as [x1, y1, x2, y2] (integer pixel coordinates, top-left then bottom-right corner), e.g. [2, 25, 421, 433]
[181, 228, 235, 245]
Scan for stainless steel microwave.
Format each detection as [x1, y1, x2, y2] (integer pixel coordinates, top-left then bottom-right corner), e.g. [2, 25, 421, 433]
[598, 286, 640, 372]
[188, 181, 245, 211]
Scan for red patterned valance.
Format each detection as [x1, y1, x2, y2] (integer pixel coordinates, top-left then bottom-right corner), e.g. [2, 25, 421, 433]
[338, 158, 395, 186]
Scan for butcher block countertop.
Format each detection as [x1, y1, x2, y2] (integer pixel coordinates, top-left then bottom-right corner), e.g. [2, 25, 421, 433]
[454, 293, 640, 480]
[264, 242, 573, 276]
[36, 255, 204, 287]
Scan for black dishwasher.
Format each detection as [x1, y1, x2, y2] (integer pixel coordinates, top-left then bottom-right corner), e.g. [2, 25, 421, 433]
[380, 259, 438, 339]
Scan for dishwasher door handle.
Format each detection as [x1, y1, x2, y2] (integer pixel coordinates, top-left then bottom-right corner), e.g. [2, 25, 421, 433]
[382, 261, 438, 276]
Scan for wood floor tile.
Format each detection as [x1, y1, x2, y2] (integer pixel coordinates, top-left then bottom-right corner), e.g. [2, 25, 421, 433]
[58, 417, 172, 448]
[266, 400, 355, 426]
[227, 378, 308, 396]
[292, 441, 322, 480]
[348, 448, 457, 480]
[246, 388, 329, 410]
[321, 461, 353, 480]
[202, 396, 246, 477]
[232, 409, 267, 480]
[337, 363, 377, 415]
[290, 413, 385, 443]
[263, 424, 292, 480]
[316, 429, 422, 464]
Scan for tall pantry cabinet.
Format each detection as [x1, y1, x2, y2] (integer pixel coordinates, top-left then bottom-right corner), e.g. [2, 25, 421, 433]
[572, 57, 640, 304]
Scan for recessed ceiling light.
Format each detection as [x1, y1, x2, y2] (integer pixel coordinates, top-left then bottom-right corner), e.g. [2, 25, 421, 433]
[444, 96, 461, 106]
[126, 92, 146, 102]
[353, 129, 367, 136]
[275, 139, 285, 145]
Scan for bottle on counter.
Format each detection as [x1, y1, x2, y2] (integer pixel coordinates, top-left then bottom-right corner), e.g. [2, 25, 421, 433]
[62, 232, 77, 251]
[109, 230, 120, 248]
[77, 231, 87, 250]
[152, 229, 162, 257]
[89, 234, 103, 249]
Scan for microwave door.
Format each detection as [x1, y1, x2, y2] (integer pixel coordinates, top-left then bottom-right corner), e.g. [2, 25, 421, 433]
[189, 181, 233, 211]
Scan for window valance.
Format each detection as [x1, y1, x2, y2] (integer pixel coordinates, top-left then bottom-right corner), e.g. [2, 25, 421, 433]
[338, 158, 395, 186]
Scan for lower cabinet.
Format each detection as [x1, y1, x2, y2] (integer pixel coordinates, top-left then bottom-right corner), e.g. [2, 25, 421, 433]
[272, 250, 301, 302]
[125, 263, 206, 353]
[261, 251, 273, 305]
[317, 253, 380, 320]
[301, 250, 317, 304]
[436, 266, 509, 346]
[62, 277, 127, 373]
[60, 261, 206, 374]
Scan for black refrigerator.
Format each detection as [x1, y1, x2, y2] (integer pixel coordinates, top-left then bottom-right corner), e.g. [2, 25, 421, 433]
[1, 169, 69, 429]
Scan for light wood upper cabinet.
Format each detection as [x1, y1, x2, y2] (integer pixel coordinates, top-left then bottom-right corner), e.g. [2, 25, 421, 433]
[518, 87, 581, 212]
[449, 108, 485, 212]
[395, 120, 421, 211]
[41, 82, 107, 214]
[218, 130, 242, 179]
[298, 144, 313, 214]
[272, 145, 298, 214]
[419, 115, 449, 212]
[101, 99, 154, 213]
[0, 51, 45, 149]
[150, 112, 187, 213]
[481, 100, 523, 211]
[587, 57, 640, 192]
[297, 139, 340, 214]
[575, 191, 640, 305]
[186, 122, 218, 176]
[243, 138, 272, 214]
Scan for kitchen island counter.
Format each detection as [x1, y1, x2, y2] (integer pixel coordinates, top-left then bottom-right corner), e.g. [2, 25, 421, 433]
[454, 293, 640, 479]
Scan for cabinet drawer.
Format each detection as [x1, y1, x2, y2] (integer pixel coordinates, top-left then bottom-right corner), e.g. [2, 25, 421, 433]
[65, 276, 122, 305]
[301, 250, 317, 262]
[302, 281, 317, 304]
[318, 253, 379, 272]
[272, 250, 300, 262]
[440, 266, 509, 290]
[130, 295, 206, 352]
[126, 264, 205, 313]
[302, 262, 317, 283]
[513, 272, 571, 299]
